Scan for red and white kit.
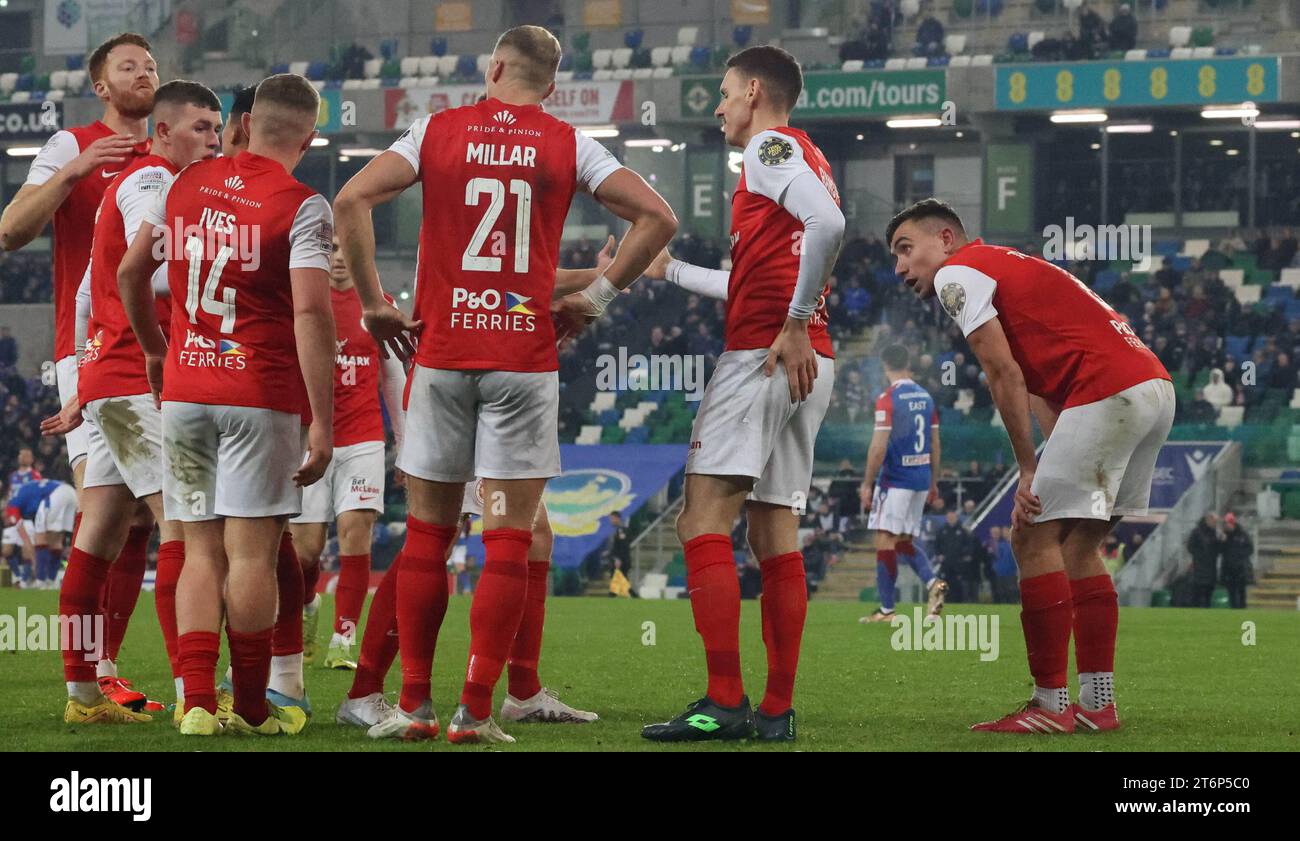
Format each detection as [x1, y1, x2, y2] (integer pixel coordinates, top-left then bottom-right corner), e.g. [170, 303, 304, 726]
[934, 240, 1174, 521]
[291, 288, 406, 523]
[148, 151, 333, 521]
[23, 123, 152, 467]
[387, 96, 621, 482]
[682, 127, 840, 505]
[77, 153, 177, 499]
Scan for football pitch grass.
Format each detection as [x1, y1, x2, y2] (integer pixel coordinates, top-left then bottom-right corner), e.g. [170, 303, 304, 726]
[1, 588, 1296, 751]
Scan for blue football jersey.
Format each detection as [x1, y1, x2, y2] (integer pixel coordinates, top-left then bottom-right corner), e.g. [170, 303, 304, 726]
[8, 479, 62, 520]
[874, 379, 938, 491]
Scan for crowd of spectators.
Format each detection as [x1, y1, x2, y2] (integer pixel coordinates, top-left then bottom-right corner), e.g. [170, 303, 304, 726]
[0, 333, 70, 491]
[0, 252, 53, 304]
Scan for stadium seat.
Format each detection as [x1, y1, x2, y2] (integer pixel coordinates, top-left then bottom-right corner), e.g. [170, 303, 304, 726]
[1146, 48, 1171, 58]
[1234, 285, 1261, 305]
[435, 55, 457, 77]
[954, 389, 975, 414]
[398, 76, 421, 88]
[1124, 49, 1147, 61]
[9, 91, 29, 102]
[399, 56, 420, 77]
[416, 56, 437, 76]
[640, 574, 668, 600]
[1219, 268, 1245, 287]
[670, 45, 692, 66]
[592, 48, 613, 70]
[1225, 336, 1251, 359]
[65, 69, 86, 91]
[948, 55, 972, 67]
[650, 46, 672, 67]
[651, 67, 674, 78]
[842, 60, 864, 71]
[1278, 268, 1300, 289]
[689, 46, 711, 68]
[625, 427, 649, 444]
[593, 69, 614, 80]
[577, 425, 603, 445]
[970, 54, 994, 66]
[1290, 389, 1300, 410]
[49, 70, 67, 90]
[455, 54, 477, 78]
[884, 58, 907, 70]
[359, 78, 381, 89]
[677, 26, 698, 46]
[1192, 46, 1215, 58]
[612, 68, 634, 80]
[632, 67, 653, 79]
[1170, 47, 1192, 60]
[612, 47, 633, 69]
[1216, 406, 1245, 429]
[1181, 239, 1210, 258]
[363, 58, 383, 79]
[341, 78, 363, 90]
[1265, 286, 1293, 302]
[476, 54, 492, 74]
[1028, 31, 1045, 50]
[590, 392, 616, 413]
[904, 57, 927, 69]
[289, 60, 309, 77]
[1169, 26, 1191, 47]
[945, 34, 967, 55]
[624, 29, 644, 50]
[2, 71, 22, 94]
[44, 89, 64, 102]
[554, 70, 574, 81]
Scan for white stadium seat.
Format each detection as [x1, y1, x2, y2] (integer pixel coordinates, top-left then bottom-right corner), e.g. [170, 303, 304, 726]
[611, 68, 634, 80]
[436, 55, 458, 77]
[9, 91, 30, 102]
[1192, 46, 1214, 58]
[341, 79, 363, 90]
[651, 67, 674, 78]
[677, 26, 698, 46]
[970, 54, 994, 66]
[50, 70, 68, 89]
[945, 34, 967, 54]
[0, 73, 18, 94]
[590, 392, 616, 413]
[363, 58, 383, 79]
[650, 46, 673, 67]
[1181, 239, 1210, 258]
[1169, 26, 1191, 47]
[632, 68, 654, 79]
[398, 76, 421, 88]
[289, 60, 309, 77]
[1027, 31, 1045, 50]
[1124, 49, 1147, 61]
[417, 56, 438, 76]
[577, 426, 603, 445]
[904, 57, 927, 69]
[1278, 268, 1300, 289]
[65, 69, 86, 91]
[1219, 268, 1245, 287]
[1290, 388, 1300, 409]
[44, 89, 64, 102]
[1234, 285, 1261, 304]
[399, 56, 420, 77]
[1170, 47, 1193, 60]
[948, 55, 972, 67]
[884, 57, 907, 70]
[1216, 406, 1245, 428]
[554, 70, 575, 82]
[593, 69, 615, 80]
[592, 48, 613, 69]
[841, 60, 864, 72]
[476, 54, 492, 74]
[612, 48, 633, 69]
[670, 45, 692, 65]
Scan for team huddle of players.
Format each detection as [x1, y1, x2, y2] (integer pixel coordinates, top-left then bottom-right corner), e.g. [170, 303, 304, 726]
[0, 23, 1173, 744]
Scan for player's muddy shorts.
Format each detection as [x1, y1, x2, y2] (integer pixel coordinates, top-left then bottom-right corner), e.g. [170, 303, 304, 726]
[162, 401, 305, 522]
[83, 394, 164, 498]
[1032, 377, 1176, 522]
[686, 348, 834, 507]
[57, 356, 89, 468]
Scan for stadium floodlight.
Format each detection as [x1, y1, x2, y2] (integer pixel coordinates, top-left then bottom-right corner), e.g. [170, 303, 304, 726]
[310, 137, 329, 147]
[1225, 149, 1240, 156]
[580, 125, 619, 138]
[1201, 105, 1258, 119]
[5, 146, 41, 157]
[1105, 123, 1153, 134]
[1209, 139, 1224, 146]
[339, 147, 385, 156]
[1050, 110, 1107, 124]
[624, 138, 671, 148]
[886, 116, 943, 129]
[338, 155, 351, 162]
[1254, 119, 1300, 130]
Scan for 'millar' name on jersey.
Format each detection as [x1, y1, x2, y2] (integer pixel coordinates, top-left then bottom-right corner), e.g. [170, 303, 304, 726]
[465, 141, 537, 168]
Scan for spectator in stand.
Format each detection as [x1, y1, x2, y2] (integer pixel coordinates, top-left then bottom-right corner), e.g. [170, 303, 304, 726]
[1220, 513, 1253, 609]
[1100, 533, 1125, 576]
[934, 510, 975, 601]
[1269, 351, 1296, 390]
[988, 526, 1018, 603]
[828, 459, 862, 531]
[915, 15, 944, 57]
[1078, 1, 1108, 59]
[1108, 4, 1137, 52]
[1187, 512, 1221, 608]
[605, 510, 632, 579]
[0, 327, 15, 368]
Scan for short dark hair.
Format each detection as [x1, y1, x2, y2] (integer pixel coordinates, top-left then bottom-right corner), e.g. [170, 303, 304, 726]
[230, 83, 258, 118]
[725, 45, 803, 113]
[252, 73, 320, 144]
[88, 33, 152, 84]
[881, 344, 910, 372]
[153, 79, 221, 114]
[885, 198, 966, 246]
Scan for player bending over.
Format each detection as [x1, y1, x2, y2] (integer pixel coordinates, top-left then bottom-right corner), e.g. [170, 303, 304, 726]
[887, 198, 1173, 734]
[857, 344, 946, 623]
[639, 45, 844, 743]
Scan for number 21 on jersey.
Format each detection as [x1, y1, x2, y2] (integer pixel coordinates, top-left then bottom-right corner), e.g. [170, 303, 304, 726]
[462, 177, 532, 273]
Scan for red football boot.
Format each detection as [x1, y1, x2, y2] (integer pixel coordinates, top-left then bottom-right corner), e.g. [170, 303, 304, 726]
[1072, 703, 1121, 732]
[97, 676, 150, 712]
[970, 700, 1075, 734]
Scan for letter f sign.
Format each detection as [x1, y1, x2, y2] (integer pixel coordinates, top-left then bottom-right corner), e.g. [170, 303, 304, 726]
[998, 176, 1016, 210]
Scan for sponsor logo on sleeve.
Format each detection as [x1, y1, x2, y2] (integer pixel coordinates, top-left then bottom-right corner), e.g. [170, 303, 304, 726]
[939, 282, 966, 320]
[757, 136, 793, 166]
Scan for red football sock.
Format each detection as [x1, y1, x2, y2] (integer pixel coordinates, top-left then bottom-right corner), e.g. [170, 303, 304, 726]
[396, 517, 455, 713]
[895, 539, 914, 557]
[272, 532, 304, 656]
[102, 525, 151, 663]
[154, 541, 185, 677]
[507, 560, 549, 701]
[301, 559, 321, 602]
[684, 533, 744, 708]
[60, 547, 113, 682]
[178, 630, 220, 714]
[461, 528, 532, 719]
[758, 552, 807, 716]
[334, 553, 371, 637]
[1070, 574, 1118, 673]
[226, 626, 273, 726]
[350, 553, 401, 700]
[1019, 571, 1073, 688]
[877, 547, 898, 579]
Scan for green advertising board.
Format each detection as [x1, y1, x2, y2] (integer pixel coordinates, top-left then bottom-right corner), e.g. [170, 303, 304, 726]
[994, 57, 1279, 110]
[684, 149, 723, 239]
[984, 142, 1033, 234]
[680, 69, 946, 120]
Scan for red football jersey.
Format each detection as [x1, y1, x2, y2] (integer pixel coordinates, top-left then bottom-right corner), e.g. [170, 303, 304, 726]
[148, 152, 333, 414]
[728, 127, 837, 359]
[387, 97, 621, 372]
[78, 154, 178, 404]
[935, 240, 1170, 408]
[331, 287, 405, 446]
[25, 122, 152, 360]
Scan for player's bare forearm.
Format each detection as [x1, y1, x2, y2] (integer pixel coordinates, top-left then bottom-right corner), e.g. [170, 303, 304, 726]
[0, 180, 73, 252]
[292, 269, 336, 438]
[553, 267, 599, 298]
[864, 437, 887, 490]
[118, 223, 168, 358]
[986, 365, 1036, 472]
[591, 169, 677, 288]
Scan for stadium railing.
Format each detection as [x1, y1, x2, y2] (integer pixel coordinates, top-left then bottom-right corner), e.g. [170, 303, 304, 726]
[1116, 440, 1243, 607]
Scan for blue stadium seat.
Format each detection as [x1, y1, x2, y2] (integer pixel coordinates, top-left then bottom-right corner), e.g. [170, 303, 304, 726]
[325, 79, 342, 90]
[65, 55, 84, 70]
[689, 46, 711, 69]
[430, 37, 447, 57]
[574, 70, 593, 80]
[1171, 256, 1193, 272]
[306, 61, 327, 81]
[1225, 336, 1251, 359]
[733, 25, 753, 47]
[1154, 239, 1181, 257]
[927, 56, 950, 66]
[270, 62, 290, 75]
[1147, 48, 1171, 58]
[624, 29, 643, 49]
[380, 38, 399, 60]
[625, 427, 649, 444]
[1094, 269, 1120, 290]
[1286, 300, 1300, 321]
[559, 52, 574, 71]
[1007, 32, 1029, 54]
[1265, 285, 1293, 302]
[865, 59, 885, 68]
[455, 54, 478, 78]
[598, 408, 620, 425]
[1215, 47, 1237, 56]
[15, 74, 32, 91]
